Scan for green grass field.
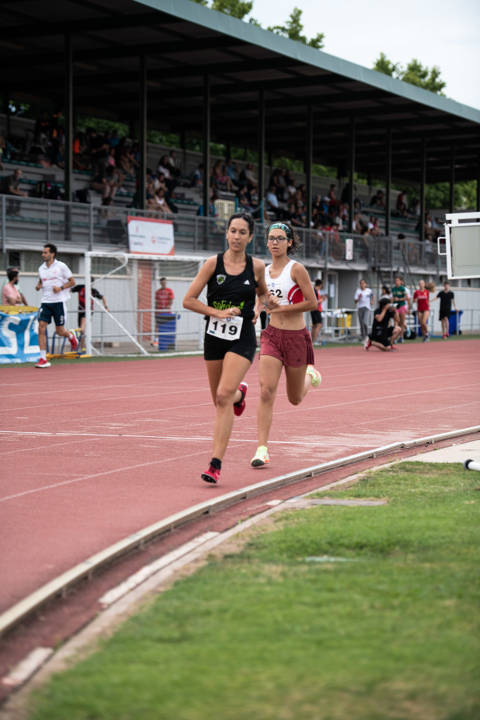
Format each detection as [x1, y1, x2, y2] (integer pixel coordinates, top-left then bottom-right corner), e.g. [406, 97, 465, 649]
[27, 462, 480, 720]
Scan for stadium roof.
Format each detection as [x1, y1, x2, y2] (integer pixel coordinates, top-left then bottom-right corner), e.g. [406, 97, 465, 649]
[3, 0, 480, 183]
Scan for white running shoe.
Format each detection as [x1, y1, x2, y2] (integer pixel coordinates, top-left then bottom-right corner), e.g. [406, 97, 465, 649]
[250, 446, 270, 468]
[306, 365, 322, 387]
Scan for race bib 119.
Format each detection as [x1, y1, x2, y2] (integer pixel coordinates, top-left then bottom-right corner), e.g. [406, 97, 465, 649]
[206, 315, 243, 341]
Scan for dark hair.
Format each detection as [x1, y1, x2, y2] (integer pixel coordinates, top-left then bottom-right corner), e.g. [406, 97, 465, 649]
[44, 243, 57, 257]
[265, 221, 301, 255]
[381, 285, 390, 294]
[314, 279, 323, 287]
[227, 212, 255, 235]
[379, 297, 391, 309]
[160, 276, 166, 282]
[6, 267, 18, 282]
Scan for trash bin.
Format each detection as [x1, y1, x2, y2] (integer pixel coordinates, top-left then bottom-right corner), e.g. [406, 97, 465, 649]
[157, 312, 176, 350]
[448, 310, 463, 335]
[335, 311, 352, 336]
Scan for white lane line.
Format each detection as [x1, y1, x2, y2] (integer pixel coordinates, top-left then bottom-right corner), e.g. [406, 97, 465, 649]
[0, 448, 207, 504]
[2, 647, 53, 687]
[99, 531, 219, 607]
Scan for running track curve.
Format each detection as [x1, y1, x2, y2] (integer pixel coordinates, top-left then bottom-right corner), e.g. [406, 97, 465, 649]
[1, 340, 479, 616]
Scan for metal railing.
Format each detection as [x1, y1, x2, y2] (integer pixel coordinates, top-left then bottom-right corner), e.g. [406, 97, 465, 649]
[1, 194, 446, 274]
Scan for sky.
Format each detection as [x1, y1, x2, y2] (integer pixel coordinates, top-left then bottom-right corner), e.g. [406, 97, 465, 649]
[250, 0, 480, 110]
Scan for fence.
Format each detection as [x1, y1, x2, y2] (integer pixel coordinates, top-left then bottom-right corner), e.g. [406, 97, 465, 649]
[1, 194, 446, 276]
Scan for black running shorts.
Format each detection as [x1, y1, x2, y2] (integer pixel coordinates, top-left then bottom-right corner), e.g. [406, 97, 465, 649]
[204, 321, 256, 362]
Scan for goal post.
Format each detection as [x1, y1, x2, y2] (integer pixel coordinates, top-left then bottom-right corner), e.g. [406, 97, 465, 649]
[83, 251, 207, 357]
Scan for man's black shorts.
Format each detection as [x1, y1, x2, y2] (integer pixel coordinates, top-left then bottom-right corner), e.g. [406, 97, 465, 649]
[371, 326, 393, 347]
[38, 302, 66, 327]
[310, 310, 322, 325]
[204, 321, 256, 362]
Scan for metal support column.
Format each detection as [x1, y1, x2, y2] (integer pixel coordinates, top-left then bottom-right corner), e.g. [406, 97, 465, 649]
[449, 144, 455, 213]
[347, 118, 355, 233]
[385, 128, 392, 239]
[305, 106, 313, 231]
[419, 138, 426, 243]
[258, 89, 265, 222]
[138, 55, 147, 211]
[64, 34, 73, 203]
[477, 156, 480, 212]
[202, 74, 211, 218]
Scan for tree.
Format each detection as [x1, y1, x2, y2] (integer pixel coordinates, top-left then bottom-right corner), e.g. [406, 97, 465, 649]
[190, 0, 253, 20]
[373, 53, 446, 95]
[268, 7, 324, 49]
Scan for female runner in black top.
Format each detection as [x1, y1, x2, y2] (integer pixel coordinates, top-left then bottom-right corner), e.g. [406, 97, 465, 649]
[183, 212, 277, 484]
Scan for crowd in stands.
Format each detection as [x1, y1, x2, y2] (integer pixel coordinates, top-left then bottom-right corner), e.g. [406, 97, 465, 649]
[0, 111, 443, 246]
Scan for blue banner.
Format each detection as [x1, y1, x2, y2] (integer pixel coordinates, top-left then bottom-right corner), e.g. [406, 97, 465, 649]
[0, 311, 40, 364]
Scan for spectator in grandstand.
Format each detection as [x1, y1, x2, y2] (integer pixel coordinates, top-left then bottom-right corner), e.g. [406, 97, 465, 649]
[2, 268, 28, 306]
[391, 275, 411, 341]
[328, 183, 338, 208]
[157, 155, 176, 193]
[71, 280, 109, 337]
[225, 159, 239, 188]
[118, 143, 136, 176]
[191, 163, 204, 188]
[148, 187, 174, 215]
[197, 190, 219, 218]
[1, 169, 27, 215]
[434, 281, 457, 339]
[354, 279, 374, 341]
[250, 220, 321, 469]
[211, 160, 235, 193]
[310, 278, 326, 346]
[396, 190, 408, 217]
[413, 279, 431, 342]
[368, 215, 381, 236]
[266, 185, 280, 217]
[89, 129, 110, 172]
[369, 189, 385, 208]
[167, 149, 181, 179]
[35, 243, 78, 368]
[240, 163, 258, 191]
[90, 165, 114, 203]
[183, 211, 276, 485]
[364, 298, 402, 352]
[352, 211, 366, 234]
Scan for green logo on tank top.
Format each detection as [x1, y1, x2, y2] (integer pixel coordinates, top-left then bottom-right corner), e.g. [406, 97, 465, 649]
[216, 274, 226, 285]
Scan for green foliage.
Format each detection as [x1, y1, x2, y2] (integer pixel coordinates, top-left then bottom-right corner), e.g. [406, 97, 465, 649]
[373, 53, 446, 95]
[268, 7, 324, 48]
[426, 180, 477, 211]
[190, 0, 253, 19]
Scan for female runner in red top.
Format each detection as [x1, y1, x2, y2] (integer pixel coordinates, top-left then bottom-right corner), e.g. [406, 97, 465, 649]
[413, 279, 431, 342]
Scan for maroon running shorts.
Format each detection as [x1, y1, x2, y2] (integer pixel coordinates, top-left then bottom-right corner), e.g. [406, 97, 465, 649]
[260, 325, 315, 367]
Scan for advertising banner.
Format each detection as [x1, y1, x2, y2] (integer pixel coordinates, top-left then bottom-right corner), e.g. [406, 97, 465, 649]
[127, 216, 175, 255]
[0, 311, 40, 364]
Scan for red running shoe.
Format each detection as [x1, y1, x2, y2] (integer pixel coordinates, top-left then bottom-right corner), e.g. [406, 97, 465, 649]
[201, 466, 221, 484]
[69, 332, 79, 352]
[233, 382, 248, 417]
[35, 358, 51, 368]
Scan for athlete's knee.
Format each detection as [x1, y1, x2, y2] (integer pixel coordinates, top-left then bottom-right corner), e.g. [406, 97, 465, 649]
[215, 385, 235, 408]
[259, 383, 275, 405]
[287, 392, 303, 406]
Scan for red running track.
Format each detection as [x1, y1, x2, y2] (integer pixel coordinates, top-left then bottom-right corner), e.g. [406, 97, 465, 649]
[1, 340, 479, 615]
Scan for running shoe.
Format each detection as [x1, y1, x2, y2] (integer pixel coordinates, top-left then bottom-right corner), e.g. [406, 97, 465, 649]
[35, 358, 51, 368]
[201, 465, 221, 484]
[364, 337, 372, 350]
[250, 446, 270, 468]
[423, 334, 430, 342]
[306, 365, 322, 387]
[233, 382, 248, 417]
[69, 332, 79, 352]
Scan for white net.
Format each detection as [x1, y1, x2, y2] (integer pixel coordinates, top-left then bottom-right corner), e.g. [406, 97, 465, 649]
[83, 252, 206, 356]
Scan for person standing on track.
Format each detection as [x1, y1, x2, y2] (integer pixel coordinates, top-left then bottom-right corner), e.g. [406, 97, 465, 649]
[35, 243, 78, 368]
[250, 221, 322, 468]
[354, 278, 374, 341]
[435, 281, 457, 339]
[71, 279, 109, 347]
[183, 212, 277, 485]
[392, 276, 411, 342]
[310, 278, 326, 346]
[413, 279, 431, 342]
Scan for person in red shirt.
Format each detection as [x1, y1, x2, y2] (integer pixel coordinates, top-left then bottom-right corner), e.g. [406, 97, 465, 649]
[155, 277, 174, 335]
[413, 279, 431, 342]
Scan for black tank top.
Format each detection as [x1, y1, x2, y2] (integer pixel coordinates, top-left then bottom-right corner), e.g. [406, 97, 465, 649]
[207, 253, 257, 321]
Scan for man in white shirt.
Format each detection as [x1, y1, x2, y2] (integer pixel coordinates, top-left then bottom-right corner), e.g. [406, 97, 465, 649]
[354, 279, 374, 340]
[35, 243, 78, 368]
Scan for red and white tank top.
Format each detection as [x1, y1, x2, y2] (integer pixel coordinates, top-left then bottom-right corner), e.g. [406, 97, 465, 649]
[265, 259, 304, 306]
